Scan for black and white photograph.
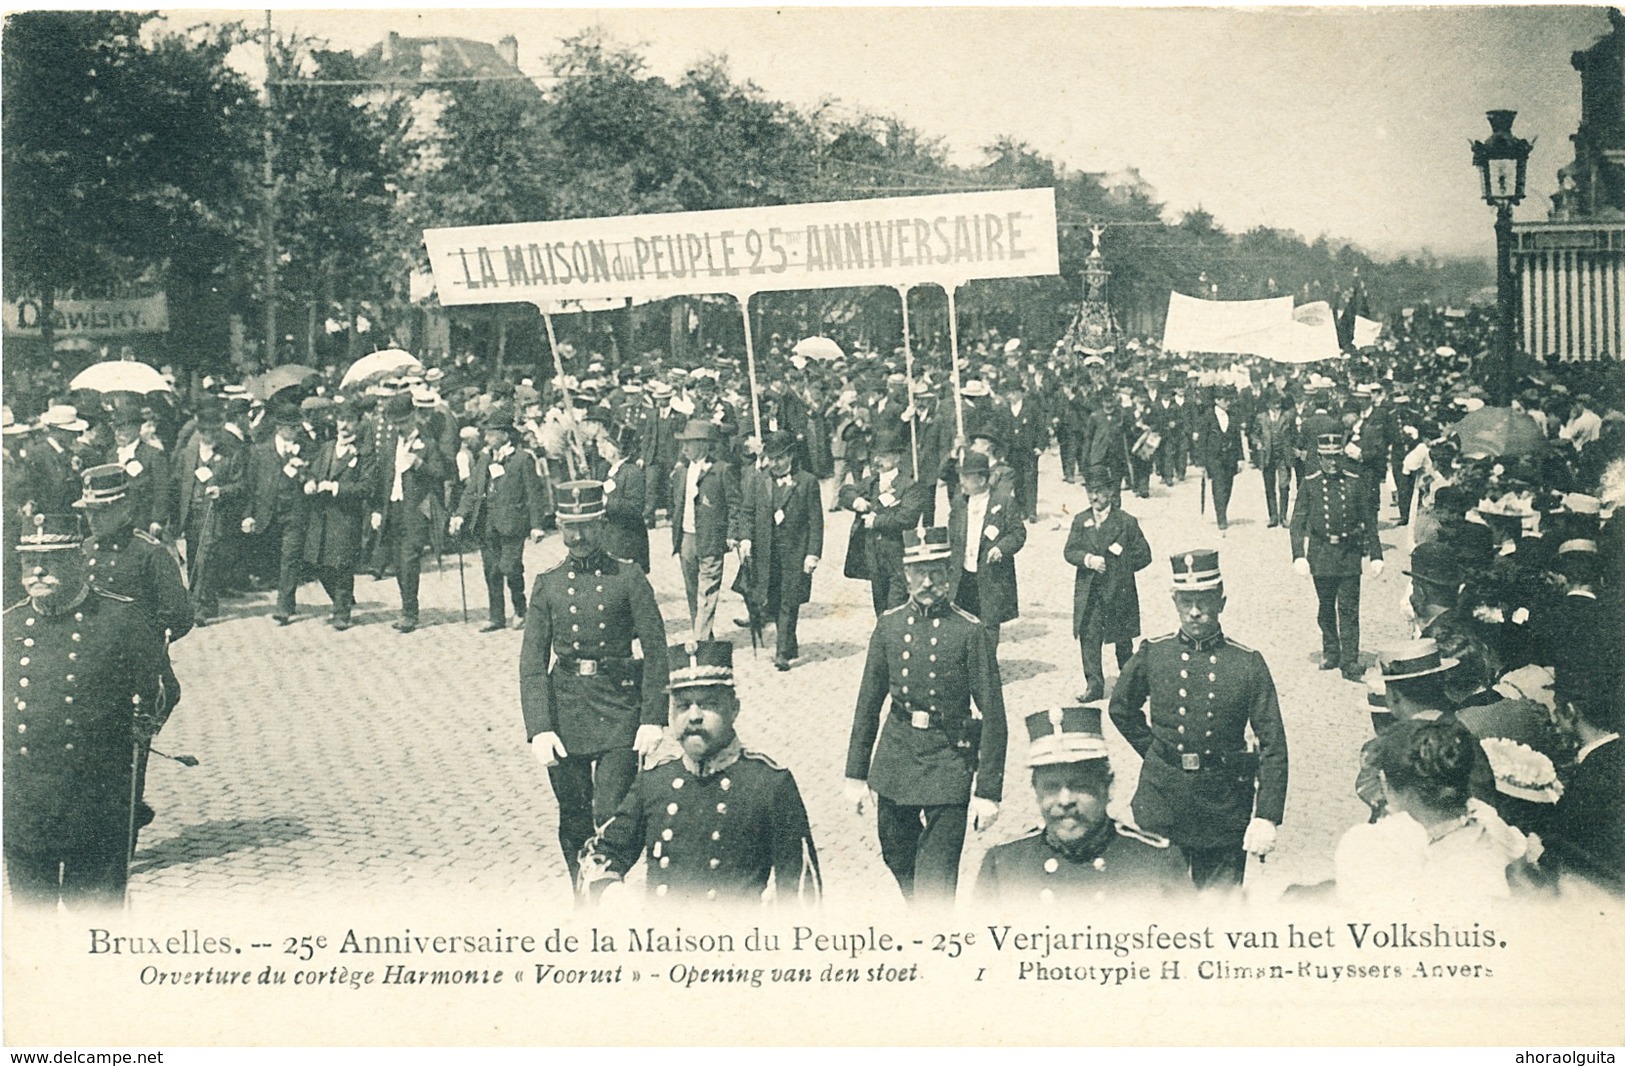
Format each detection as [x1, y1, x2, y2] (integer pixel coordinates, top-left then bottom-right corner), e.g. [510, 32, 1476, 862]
[2, 4, 1623, 1050]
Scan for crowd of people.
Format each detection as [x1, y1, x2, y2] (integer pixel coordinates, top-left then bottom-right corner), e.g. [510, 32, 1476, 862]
[3, 314, 1622, 908]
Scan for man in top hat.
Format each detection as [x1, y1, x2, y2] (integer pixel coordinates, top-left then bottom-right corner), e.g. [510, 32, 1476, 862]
[840, 424, 929, 615]
[1344, 383, 1393, 528]
[845, 526, 1009, 903]
[669, 418, 740, 641]
[948, 449, 1025, 651]
[242, 400, 317, 624]
[108, 399, 170, 534]
[1254, 393, 1299, 529]
[4, 514, 165, 907]
[591, 423, 650, 573]
[1196, 390, 1244, 533]
[368, 388, 451, 633]
[578, 640, 821, 905]
[301, 400, 376, 632]
[1064, 482, 1153, 703]
[637, 379, 683, 527]
[733, 430, 823, 671]
[170, 402, 245, 626]
[1291, 430, 1384, 681]
[975, 705, 1190, 904]
[1005, 379, 1047, 522]
[1545, 539, 1617, 683]
[1109, 550, 1289, 890]
[451, 408, 545, 632]
[520, 480, 670, 886]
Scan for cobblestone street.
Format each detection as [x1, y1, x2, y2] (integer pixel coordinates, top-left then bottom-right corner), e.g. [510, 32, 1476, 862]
[138, 454, 1414, 908]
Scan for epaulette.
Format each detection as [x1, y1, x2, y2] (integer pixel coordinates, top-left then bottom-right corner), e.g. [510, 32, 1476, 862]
[1014, 825, 1043, 841]
[1345, 470, 1363, 479]
[741, 749, 788, 771]
[1143, 632, 1177, 644]
[133, 529, 161, 545]
[93, 587, 135, 603]
[1224, 637, 1257, 653]
[4, 599, 31, 616]
[949, 604, 982, 625]
[880, 602, 911, 618]
[1116, 822, 1172, 848]
[1305, 471, 1323, 481]
[540, 555, 571, 575]
[647, 751, 681, 769]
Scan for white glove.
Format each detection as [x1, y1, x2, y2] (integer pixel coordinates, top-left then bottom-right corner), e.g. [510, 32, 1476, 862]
[1243, 817, 1277, 856]
[738, 540, 752, 560]
[370, 512, 383, 531]
[1084, 553, 1107, 573]
[1370, 559, 1385, 577]
[843, 778, 872, 815]
[448, 515, 464, 536]
[851, 496, 871, 513]
[634, 724, 665, 759]
[1293, 557, 1311, 577]
[969, 797, 1000, 832]
[803, 554, 819, 574]
[324, 481, 340, 496]
[529, 528, 545, 543]
[531, 731, 568, 768]
[861, 513, 876, 529]
[303, 479, 318, 495]
[240, 517, 256, 534]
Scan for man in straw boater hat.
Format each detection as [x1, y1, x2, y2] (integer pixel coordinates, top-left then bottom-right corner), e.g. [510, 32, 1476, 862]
[845, 526, 1008, 904]
[974, 705, 1191, 904]
[520, 480, 670, 888]
[578, 640, 821, 905]
[1109, 549, 1289, 891]
[1291, 427, 1384, 682]
[4, 514, 164, 907]
[669, 417, 740, 641]
[450, 406, 546, 632]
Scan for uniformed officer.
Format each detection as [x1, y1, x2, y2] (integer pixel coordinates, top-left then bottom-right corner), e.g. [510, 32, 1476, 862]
[4, 514, 164, 907]
[975, 705, 1190, 904]
[76, 464, 192, 835]
[1108, 550, 1289, 891]
[520, 480, 671, 885]
[1291, 432, 1384, 681]
[578, 640, 822, 905]
[845, 526, 1009, 903]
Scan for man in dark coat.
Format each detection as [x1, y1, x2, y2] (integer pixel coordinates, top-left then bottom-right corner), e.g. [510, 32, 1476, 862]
[20, 405, 89, 516]
[302, 402, 375, 631]
[1005, 380, 1047, 522]
[1083, 396, 1125, 498]
[369, 390, 451, 633]
[1345, 384, 1394, 527]
[170, 403, 245, 625]
[975, 706, 1190, 905]
[947, 450, 1025, 651]
[4, 514, 164, 907]
[452, 408, 545, 632]
[1197, 390, 1245, 532]
[520, 480, 670, 886]
[242, 401, 313, 624]
[579, 641, 821, 906]
[1109, 550, 1289, 891]
[1063, 484, 1153, 702]
[592, 427, 650, 573]
[1254, 393, 1298, 528]
[1291, 430, 1384, 681]
[669, 419, 740, 641]
[840, 425, 928, 615]
[637, 381, 683, 525]
[1544, 649, 1624, 896]
[733, 430, 824, 670]
[108, 400, 170, 534]
[845, 527, 1008, 904]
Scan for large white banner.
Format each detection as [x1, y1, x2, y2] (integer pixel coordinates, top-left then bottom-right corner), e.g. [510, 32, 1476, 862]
[1160, 292, 1294, 354]
[422, 189, 1059, 306]
[3, 294, 168, 337]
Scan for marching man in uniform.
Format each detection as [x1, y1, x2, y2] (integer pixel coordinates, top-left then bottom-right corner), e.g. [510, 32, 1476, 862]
[1109, 549, 1289, 891]
[1291, 430, 1384, 681]
[4, 515, 164, 907]
[975, 705, 1190, 904]
[845, 526, 1008, 904]
[578, 640, 822, 906]
[520, 480, 670, 887]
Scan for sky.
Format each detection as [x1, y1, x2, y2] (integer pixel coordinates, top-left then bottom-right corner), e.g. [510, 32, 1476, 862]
[176, 5, 1608, 262]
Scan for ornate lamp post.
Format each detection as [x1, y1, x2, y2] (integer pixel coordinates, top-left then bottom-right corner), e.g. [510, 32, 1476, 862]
[1471, 109, 1534, 404]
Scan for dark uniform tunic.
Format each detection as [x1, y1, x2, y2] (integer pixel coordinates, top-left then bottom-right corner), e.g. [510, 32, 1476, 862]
[1109, 630, 1288, 851]
[4, 589, 163, 903]
[975, 821, 1192, 904]
[519, 548, 670, 755]
[846, 599, 1008, 806]
[84, 524, 191, 725]
[580, 741, 821, 904]
[1290, 468, 1382, 669]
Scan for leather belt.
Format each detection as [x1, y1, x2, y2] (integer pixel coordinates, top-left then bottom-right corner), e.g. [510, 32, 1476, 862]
[555, 656, 631, 677]
[890, 704, 938, 730]
[1317, 533, 1344, 544]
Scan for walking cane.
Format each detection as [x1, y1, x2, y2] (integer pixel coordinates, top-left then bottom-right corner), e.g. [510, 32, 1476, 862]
[455, 540, 468, 623]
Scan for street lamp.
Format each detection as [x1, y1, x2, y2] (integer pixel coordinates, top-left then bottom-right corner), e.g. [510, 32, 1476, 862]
[1471, 109, 1534, 404]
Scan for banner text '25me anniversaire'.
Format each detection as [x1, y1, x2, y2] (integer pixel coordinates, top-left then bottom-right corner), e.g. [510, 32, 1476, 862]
[421, 188, 1059, 306]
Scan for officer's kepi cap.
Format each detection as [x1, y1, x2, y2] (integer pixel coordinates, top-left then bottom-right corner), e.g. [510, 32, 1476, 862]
[1316, 433, 1343, 454]
[669, 640, 735, 691]
[1170, 549, 1222, 591]
[1025, 706, 1109, 767]
[554, 480, 606, 522]
[73, 463, 130, 508]
[18, 513, 84, 552]
[902, 526, 952, 565]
